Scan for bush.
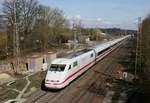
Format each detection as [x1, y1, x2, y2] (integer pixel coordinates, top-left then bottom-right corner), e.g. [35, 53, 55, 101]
[0, 51, 7, 60]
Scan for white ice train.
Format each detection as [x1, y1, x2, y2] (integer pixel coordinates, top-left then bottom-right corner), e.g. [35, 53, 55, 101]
[44, 35, 130, 89]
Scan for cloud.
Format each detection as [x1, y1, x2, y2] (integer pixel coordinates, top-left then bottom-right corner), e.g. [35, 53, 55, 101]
[66, 15, 137, 30]
[96, 18, 102, 22]
[66, 15, 112, 25]
[75, 15, 82, 19]
[0, 0, 4, 4]
[66, 15, 83, 21]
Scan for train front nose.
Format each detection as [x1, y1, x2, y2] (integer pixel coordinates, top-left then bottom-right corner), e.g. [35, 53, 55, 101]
[44, 64, 67, 89]
[44, 79, 66, 89]
[44, 72, 65, 89]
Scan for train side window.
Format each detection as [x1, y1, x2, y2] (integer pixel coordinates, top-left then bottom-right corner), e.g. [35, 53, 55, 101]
[73, 61, 78, 67]
[69, 65, 71, 70]
[90, 53, 93, 58]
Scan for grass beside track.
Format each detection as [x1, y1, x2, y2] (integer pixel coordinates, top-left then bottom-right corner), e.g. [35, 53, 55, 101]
[23, 71, 46, 97]
[0, 76, 26, 101]
[0, 71, 46, 102]
[28, 71, 46, 89]
[0, 88, 18, 102]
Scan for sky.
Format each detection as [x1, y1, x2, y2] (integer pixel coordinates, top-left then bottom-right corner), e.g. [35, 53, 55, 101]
[0, 0, 150, 30]
[39, 0, 150, 30]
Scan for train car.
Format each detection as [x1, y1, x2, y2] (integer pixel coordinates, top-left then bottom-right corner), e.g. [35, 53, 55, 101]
[93, 35, 130, 62]
[44, 35, 130, 89]
[45, 49, 96, 89]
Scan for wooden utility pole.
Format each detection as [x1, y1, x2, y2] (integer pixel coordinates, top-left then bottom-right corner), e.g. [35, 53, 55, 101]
[135, 17, 142, 78]
[73, 23, 77, 53]
[139, 17, 142, 73]
[13, 0, 20, 73]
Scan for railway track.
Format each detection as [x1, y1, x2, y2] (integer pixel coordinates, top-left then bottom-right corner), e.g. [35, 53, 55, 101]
[24, 40, 129, 103]
[70, 51, 119, 103]
[25, 58, 112, 103]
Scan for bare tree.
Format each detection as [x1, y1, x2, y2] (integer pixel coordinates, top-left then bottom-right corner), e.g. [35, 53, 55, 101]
[2, 0, 39, 52]
[2, 0, 39, 73]
[2, 0, 71, 53]
[34, 5, 70, 50]
[33, 5, 54, 50]
[3, 0, 39, 34]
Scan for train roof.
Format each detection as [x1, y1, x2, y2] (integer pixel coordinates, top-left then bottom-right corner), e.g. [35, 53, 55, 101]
[92, 35, 129, 52]
[65, 49, 93, 59]
[51, 49, 93, 64]
[51, 35, 130, 65]
[51, 58, 70, 64]
[92, 41, 111, 50]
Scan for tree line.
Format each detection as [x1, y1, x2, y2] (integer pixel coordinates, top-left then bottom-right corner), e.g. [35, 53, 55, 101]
[139, 14, 150, 102]
[2, 0, 73, 54]
[131, 14, 150, 103]
[0, 0, 134, 59]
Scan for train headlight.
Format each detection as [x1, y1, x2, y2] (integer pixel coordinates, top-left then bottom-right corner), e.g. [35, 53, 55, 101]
[45, 79, 50, 82]
[56, 80, 59, 82]
[50, 80, 59, 82]
[45, 79, 59, 82]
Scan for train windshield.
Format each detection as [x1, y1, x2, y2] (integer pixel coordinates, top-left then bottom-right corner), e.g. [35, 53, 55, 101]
[49, 64, 66, 72]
